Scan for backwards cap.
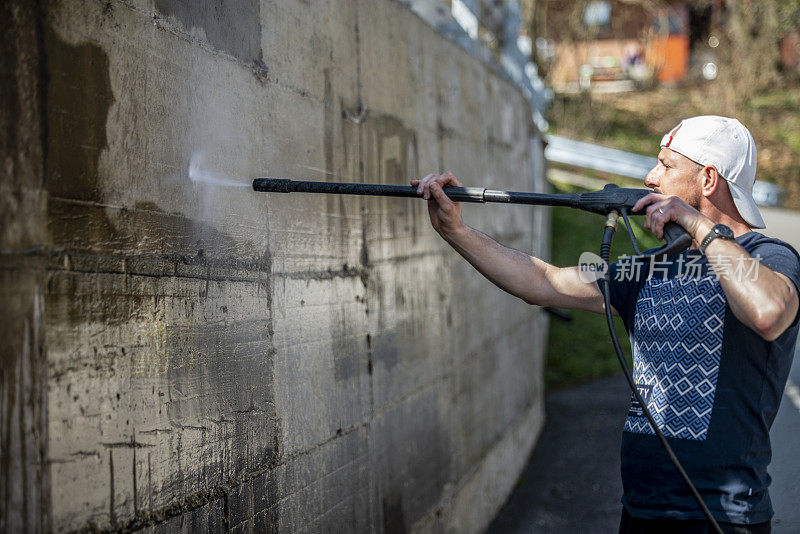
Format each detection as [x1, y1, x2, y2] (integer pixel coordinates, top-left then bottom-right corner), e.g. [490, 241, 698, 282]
[661, 115, 765, 229]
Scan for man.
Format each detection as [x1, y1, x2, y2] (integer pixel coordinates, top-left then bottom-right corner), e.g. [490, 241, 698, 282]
[413, 116, 799, 533]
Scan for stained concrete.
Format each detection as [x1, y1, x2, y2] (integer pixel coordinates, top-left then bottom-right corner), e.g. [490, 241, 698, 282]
[1, 0, 549, 532]
[1, 2, 51, 533]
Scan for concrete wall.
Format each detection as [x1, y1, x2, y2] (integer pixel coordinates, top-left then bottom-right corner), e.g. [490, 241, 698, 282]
[0, 0, 549, 532]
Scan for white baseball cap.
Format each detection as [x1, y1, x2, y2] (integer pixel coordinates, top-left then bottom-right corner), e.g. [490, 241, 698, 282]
[660, 115, 765, 228]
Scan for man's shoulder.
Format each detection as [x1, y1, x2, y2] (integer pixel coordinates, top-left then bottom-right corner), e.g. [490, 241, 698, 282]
[737, 231, 800, 260]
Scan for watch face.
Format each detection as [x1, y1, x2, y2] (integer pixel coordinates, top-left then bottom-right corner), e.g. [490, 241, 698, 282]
[715, 224, 734, 239]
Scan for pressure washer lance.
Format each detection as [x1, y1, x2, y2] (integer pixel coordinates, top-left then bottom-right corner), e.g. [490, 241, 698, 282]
[253, 178, 692, 257]
[252, 177, 723, 533]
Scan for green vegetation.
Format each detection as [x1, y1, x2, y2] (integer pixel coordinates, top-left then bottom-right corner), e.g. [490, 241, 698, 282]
[745, 88, 800, 112]
[545, 183, 661, 389]
[548, 92, 662, 156]
[746, 91, 800, 160]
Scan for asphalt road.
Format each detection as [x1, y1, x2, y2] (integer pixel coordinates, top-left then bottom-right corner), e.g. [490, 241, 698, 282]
[769, 340, 800, 533]
[487, 341, 800, 533]
[486, 374, 629, 533]
[740, 196, 800, 531]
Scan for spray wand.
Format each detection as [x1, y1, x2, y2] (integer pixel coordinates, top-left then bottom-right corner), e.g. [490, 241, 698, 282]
[251, 177, 723, 533]
[253, 178, 692, 258]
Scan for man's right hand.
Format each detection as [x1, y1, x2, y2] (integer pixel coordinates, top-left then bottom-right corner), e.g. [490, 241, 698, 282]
[411, 172, 465, 240]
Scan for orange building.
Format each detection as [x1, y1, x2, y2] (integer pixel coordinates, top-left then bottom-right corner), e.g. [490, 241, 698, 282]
[651, 34, 689, 84]
[536, 0, 719, 90]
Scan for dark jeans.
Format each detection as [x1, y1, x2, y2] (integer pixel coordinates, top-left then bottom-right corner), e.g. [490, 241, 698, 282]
[619, 508, 771, 534]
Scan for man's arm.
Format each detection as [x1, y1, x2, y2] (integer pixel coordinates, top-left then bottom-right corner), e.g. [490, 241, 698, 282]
[634, 193, 800, 341]
[413, 173, 613, 315]
[697, 226, 798, 341]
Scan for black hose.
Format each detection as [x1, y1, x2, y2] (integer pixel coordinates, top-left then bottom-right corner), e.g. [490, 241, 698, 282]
[598, 221, 724, 534]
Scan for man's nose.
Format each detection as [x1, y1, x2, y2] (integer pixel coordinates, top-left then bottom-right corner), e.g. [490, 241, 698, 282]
[644, 167, 659, 189]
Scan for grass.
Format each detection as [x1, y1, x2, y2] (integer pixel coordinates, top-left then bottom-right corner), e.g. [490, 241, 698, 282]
[545, 183, 661, 389]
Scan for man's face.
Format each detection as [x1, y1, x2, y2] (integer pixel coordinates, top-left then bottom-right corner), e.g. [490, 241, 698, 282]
[644, 148, 704, 210]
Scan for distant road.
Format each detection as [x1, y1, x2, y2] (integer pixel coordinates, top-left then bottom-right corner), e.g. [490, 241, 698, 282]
[761, 202, 800, 532]
[770, 341, 800, 533]
[761, 207, 800, 252]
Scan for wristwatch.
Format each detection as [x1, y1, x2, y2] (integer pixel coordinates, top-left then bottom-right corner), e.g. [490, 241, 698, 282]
[698, 224, 734, 255]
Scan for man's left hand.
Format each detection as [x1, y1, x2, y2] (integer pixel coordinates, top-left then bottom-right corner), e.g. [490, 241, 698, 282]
[632, 193, 713, 243]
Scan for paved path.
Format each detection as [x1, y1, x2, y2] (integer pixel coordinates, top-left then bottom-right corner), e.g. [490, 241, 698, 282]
[745, 186, 800, 531]
[488, 341, 800, 533]
[769, 341, 800, 533]
[486, 374, 629, 533]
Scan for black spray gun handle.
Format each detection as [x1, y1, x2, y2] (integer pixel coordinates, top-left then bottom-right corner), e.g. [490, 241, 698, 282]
[654, 221, 694, 258]
[575, 184, 693, 258]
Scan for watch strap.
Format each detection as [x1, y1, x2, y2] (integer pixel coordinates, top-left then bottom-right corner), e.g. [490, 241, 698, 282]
[699, 224, 732, 255]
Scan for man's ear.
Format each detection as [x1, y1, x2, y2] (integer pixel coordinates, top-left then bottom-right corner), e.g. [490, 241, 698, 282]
[700, 165, 721, 197]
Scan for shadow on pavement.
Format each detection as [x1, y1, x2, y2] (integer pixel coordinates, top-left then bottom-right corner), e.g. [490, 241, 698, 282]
[487, 374, 630, 534]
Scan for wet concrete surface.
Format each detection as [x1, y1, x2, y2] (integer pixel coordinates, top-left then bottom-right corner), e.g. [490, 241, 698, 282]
[486, 374, 629, 534]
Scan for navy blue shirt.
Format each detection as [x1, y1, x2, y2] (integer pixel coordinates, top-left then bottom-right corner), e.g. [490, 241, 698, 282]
[600, 232, 800, 524]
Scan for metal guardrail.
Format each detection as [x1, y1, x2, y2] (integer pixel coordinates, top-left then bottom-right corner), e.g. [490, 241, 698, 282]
[544, 134, 656, 179]
[544, 134, 783, 207]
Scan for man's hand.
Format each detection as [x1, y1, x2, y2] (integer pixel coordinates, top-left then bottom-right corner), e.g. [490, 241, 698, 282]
[632, 193, 713, 244]
[411, 172, 465, 240]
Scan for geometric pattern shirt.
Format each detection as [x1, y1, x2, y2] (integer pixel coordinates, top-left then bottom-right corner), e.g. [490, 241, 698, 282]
[626, 275, 725, 440]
